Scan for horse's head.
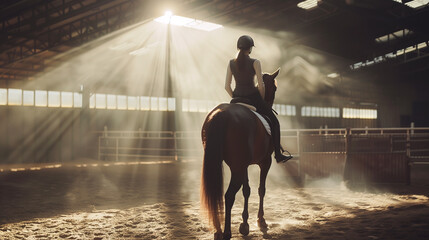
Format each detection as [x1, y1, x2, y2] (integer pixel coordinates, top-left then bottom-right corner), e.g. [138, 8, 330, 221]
[262, 68, 280, 107]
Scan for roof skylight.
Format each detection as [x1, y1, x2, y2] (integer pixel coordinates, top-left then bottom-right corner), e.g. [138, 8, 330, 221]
[405, 0, 429, 8]
[391, 0, 429, 8]
[297, 0, 318, 10]
[154, 13, 223, 32]
[350, 41, 428, 70]
[375, 29, 412, 43]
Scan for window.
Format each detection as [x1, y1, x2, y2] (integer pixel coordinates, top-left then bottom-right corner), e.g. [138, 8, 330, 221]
[0, 88, 235, 114]
[189, 99, 198, 112]
[150, 97, 158, 111]
[343, 107, 377, 119]
[48, 91, 60, 107]
[107, 94, 117, 109]
[0, 89, 6, 105]
[159, 97, 168, 111]
[61, 92, 73, 108]
[140, 96, 150, 110]
[95, 94, 106, 109]
[35, 90, 47, 107]
[23, 90, 34, 106]
[301, 106, 340, 118]
[280, 105, 286, 115]
[8, 89, 22, 105]
[167, 98, 176, 111]
[128, 96, 138, 110]
[73, 92, 82, 108]
[117, 95, 127, 110]
[286, 105, 295, 116]
[182, 99, 189, 112]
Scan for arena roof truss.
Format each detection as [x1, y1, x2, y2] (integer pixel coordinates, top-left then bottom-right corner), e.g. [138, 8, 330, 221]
[0, 0, 428, 82]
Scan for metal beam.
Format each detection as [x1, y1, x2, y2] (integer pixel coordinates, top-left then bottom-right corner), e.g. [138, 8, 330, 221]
[0, 0, 139, 67]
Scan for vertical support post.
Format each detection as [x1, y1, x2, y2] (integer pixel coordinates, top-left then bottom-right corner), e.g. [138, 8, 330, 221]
[406, 129, 411, 185]
[297, 130, 303, 183]
[5, 87, 9, 163]
[165, 20, 175, 133]
[165, 19, 178, 160]
[138, 128, 142, 159]
[176, 97, 182, 136]
[343, 128, 352, 184]
[345, 128, 350, 160]
[174, 132, 178, 161]
[80, 84, 90, 159]
[406, 129, 411, 158]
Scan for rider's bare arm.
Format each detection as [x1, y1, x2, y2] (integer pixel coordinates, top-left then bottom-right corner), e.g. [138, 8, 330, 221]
[225, 63, 234, 98]
[253, 59, 265, 99]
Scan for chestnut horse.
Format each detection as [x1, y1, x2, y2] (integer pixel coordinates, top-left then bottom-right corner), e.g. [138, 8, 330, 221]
[201, 69, 280, 240]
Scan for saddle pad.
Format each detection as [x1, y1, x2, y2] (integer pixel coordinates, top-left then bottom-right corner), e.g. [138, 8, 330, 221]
[251, 110, 271, 136]
[233, 103, 271, 135]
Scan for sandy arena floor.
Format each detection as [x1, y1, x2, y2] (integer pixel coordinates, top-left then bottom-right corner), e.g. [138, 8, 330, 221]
[0, 159, 428, 239]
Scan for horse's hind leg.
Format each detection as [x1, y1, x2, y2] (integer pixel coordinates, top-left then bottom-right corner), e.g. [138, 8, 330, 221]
[239, 170, 250, 236]
[223, 173, 243, 240]
[258, 160, 271, 230]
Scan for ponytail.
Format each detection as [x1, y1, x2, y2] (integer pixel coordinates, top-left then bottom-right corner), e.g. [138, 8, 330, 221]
[235, 50, 247, 71]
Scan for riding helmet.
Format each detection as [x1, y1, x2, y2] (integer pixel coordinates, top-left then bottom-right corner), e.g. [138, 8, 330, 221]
[237, 35, 254, 50]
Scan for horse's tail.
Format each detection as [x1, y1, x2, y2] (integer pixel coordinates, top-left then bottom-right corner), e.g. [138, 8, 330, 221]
[201, 109, 227, 231]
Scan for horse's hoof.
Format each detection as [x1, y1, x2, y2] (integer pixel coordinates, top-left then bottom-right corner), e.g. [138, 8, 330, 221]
[214, 232, 223, 240]
[223, 231, 231, 240]
[258, 218, 268, 230]
[239, 222, 250, 236]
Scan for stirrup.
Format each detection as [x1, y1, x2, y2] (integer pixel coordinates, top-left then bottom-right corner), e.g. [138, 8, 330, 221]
[276, 154, 293, 163]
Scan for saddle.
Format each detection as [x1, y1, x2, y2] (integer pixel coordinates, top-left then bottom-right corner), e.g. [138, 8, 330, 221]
[230, 97, 272, 135]
[230, 97, 256, 111]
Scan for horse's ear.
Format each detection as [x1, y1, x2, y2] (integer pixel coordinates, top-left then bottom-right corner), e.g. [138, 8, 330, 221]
[272, 68, 280, 79]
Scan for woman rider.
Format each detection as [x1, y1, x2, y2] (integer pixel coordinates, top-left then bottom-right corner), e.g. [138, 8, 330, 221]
[225, 35, 290, 163]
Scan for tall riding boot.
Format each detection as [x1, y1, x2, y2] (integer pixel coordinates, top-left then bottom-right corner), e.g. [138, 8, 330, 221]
[271, 119, 292, 163]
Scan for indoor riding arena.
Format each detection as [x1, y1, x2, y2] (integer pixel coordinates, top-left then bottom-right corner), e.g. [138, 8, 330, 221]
[1, 1, 429, 239]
